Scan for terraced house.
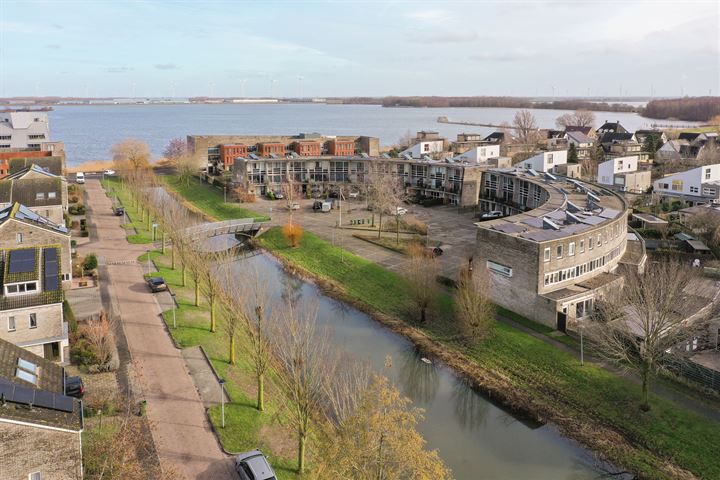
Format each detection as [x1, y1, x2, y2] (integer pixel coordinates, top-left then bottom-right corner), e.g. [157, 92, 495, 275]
[0, 165, 68, 225]
[0, 245, 66, 363]
[475, 170, 646, 329]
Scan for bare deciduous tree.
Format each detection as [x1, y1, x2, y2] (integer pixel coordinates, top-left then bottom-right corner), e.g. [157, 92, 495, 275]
[555, 110, 596, 129]
[589, 261, 715, 411]
[111, 139, 151, 171]
[512, 109, 540, 152]
[176, 153, 197, 187]
[404, 246, 439, 323]
[272, 299, 332, 473]
[695, 142, 720, 167]
[81, 310, 116, 368]
[455, 265, 495, 343]
[397, 130, 415, 149]
[366, 162, 406, 240]
[162, 137, 186, 163]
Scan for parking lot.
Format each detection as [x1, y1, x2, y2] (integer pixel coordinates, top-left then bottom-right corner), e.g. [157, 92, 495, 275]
[250, 196, 480, 279]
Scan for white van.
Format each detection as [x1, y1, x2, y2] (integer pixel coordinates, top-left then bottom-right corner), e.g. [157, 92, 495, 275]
[76, 172, 85, 184]
[321, 201, 332, 213]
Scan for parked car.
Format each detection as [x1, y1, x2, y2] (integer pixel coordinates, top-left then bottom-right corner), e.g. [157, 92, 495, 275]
[234, 450, 277, 480]
[480, 210, 503, 220]
[103, 169, 116, 176]
[321, 201, 332, 213]
[146, 276, 167, 292]
[273, 192, 284, 200]
[393, 207, 408, 216]
[328, 191, 339, 199]
[428, 246, 444, 257]
[288, 203, 300, 210]
[75, 172, 85, 184]
[312, 200, 323, 210]
[65, 375, 85, 398]
[348, 191, 360, 199]
[113, 206, 125, 216]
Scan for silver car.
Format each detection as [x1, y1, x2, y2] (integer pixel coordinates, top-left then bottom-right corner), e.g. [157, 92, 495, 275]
[234, 450, 277, 480]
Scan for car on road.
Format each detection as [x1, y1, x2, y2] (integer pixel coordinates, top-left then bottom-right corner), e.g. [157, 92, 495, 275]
[288, 202, 300, 210]
[479, 210, 503, 220]
[103, 169, 116, 176]
[75, 172, 85, 184]
[312, 200, 323, 210]
[234, 450, 277, 480]
[113, 206, 125, 216]
[428, 246, 444, 257]
[65, 375, 85, 398]
[146, 276, 168, 292]
[348, 191, 359, 199]
[321, 201, 332, 213]
[393, 207, 408, 216]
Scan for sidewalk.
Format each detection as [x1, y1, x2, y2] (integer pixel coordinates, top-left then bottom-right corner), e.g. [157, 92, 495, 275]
[80, 179, 235, 479]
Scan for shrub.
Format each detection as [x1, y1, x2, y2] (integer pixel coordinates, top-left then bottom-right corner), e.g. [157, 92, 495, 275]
[69, 204, 86, 215]
[403, 218, 428, 235]
[282, 223, 303, 247]
[71, 339, 98, 366]
[80, 230, 89, 237]
[84, 253, 98, 270]
[267, 191, 276, 200]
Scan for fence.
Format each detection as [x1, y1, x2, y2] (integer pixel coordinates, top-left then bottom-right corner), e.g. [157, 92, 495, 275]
[661, 355, 720, 394]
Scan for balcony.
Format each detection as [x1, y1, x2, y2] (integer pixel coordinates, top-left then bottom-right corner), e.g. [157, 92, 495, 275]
[0, 289, 63, 310]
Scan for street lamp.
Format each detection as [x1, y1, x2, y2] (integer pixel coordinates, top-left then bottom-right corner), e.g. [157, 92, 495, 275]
[579, 320, 585, 367]
[219, 379, 227, 428]
[170, 292, 177, 329]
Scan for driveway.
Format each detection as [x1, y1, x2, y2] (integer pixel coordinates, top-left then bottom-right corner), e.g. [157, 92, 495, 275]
[80, 179, 235, 479]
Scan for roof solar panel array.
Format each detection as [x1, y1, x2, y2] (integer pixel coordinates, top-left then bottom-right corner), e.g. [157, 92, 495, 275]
[0, 381, 75, 413]
[8, 248, 36, 274]
[43, 247, 59, 291]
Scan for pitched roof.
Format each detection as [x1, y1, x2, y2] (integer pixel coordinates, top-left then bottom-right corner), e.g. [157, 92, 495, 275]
[0, 203, 69, 234]
[566, 131, 593, 144]
[597, 121, 628, 133]
[483, 132, 506, 142]
[599, 132, 635, 144]
[8, 156, 63, 176]
[564, 126, 592, 135]
[0, 177, 62, 207]
[5, 164, 59, 180]
[678, 132, 702, 142]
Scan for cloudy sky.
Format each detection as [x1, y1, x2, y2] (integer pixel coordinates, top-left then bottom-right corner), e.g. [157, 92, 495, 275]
[1, 0, 718, 98]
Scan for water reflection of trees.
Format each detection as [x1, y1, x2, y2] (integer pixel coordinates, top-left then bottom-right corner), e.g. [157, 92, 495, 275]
[398, 345, 439, 404]
[280, 273, 303, 307]
[451, 377, 490, 432]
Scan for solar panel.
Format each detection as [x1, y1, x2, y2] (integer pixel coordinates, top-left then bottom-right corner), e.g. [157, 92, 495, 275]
[43, 247, 59, 291]
[8, 248, 36, 274]
[33, 390, 55, 409]
[12, 385, 34, 404]
[54, 395, 74, 413]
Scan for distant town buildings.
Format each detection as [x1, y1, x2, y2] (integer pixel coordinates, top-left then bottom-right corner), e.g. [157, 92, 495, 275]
[596, 155, 651, 193]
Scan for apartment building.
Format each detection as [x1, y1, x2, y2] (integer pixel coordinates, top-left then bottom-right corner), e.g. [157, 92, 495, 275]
[0, 203, 72, 288]
[0, 112, 50, 150]
[475, 171, 643, 329]
[0, 166, 69, 224]
[653, 164, 720, 205]
[187, 133, 380, 173]
[0, 338, 83, 480]
[596, 155, 651, 193]
[400, 138, 445, 159]
[0, 245, 67, 363]
[519, 150, 568, 173]
[454, 145, 503, 164]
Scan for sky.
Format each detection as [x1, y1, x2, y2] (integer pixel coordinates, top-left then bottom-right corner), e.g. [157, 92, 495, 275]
[0, 0, 718, 98]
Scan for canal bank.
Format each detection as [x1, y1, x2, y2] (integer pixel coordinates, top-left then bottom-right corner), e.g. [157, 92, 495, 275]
[144, 176, 720, 479]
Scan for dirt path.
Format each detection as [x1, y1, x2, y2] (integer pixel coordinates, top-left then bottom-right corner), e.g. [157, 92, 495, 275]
[80, 179, 235, 479]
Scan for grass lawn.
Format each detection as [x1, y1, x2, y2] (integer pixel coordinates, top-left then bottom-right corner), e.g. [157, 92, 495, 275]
[138, 250, 299, 479]
[258, 227, 720, 480]
[101, 177, 154, 244]
[160, 175, 269, 222]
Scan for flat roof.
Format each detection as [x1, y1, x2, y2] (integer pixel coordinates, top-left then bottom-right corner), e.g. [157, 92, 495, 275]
[632, 213, 668, 224]
[477, 170, 626, 242]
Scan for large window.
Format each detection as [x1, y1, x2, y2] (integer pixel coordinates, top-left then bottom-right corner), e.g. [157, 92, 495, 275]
[671, 180, 683, 191]
[569, 242, 575, 256]
[544, 248, 550, 262]
[5, 281, 38, 296]
[487, 260, 512, 277]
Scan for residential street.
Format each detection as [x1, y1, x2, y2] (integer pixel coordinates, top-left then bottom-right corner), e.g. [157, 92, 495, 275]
[79, 179, 235, 479]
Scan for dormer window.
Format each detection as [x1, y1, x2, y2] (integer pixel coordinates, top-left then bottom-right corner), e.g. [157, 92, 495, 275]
[36, 192, 45, 200]
[5, 281, 39, 296]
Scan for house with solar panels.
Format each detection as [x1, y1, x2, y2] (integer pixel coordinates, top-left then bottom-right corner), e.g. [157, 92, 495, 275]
[0, 337, 83, 479]
[474, 169, 646, 329]
[0, 245, 66, 363]
[0, 203, 71, 289]
[0, 165, 69, 225]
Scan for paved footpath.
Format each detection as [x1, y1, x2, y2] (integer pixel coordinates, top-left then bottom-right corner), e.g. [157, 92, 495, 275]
[80, 179, 235, 480]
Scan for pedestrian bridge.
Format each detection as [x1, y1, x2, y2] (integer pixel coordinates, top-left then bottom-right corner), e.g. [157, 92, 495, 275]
[184, 218, 269, 239]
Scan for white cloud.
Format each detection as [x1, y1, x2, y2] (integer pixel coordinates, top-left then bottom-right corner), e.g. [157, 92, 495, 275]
[403, 8, 452, 23]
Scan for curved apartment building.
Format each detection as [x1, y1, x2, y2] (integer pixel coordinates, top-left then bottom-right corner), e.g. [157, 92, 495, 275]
[475, 169, 645, 330]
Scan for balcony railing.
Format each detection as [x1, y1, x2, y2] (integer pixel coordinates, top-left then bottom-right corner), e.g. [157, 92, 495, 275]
[0, 290, 63, 310]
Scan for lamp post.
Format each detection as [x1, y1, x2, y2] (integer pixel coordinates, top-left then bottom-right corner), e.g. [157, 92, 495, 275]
[580, 320, 585, 367]
[219, 379, 227, 428]
[170, 292, 177, 329]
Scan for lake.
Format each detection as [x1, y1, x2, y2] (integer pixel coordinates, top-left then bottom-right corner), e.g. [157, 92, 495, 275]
[48, 103, 696, 165]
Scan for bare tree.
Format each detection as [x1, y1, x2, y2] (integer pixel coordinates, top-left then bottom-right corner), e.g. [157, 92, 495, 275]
[80, 310, 116, 368]
[684, 210, 720, 249]
[175, 153, 197, 187]
[404, 246, 439, 323]
[194, 250, 230, 332]
[589, 261, 715, 411]
[397, 130, 415, 149]
[695, 142, 720, 166]
[512, 109, 540, 152]
[366, 162, 406, 239]
[162, 137, 186, 163]
[455, 265, 495, 343]
[272, 299, 332, 473]
[555, 110, 596, 129]
[111, 139, 151, 171]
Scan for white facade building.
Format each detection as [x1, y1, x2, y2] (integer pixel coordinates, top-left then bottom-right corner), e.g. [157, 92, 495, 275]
[401, 140, 444, 159]
[0, 112, 50, 149]
[597, 155, 650, 193]
[455, 145, 501, 163]
[653, 164, 720, 203]
[521, 150, 568, 173]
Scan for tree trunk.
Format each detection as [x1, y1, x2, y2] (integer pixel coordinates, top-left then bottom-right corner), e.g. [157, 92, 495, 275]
[161, 232, 166, 254]
[641, 362, 651, 411]
[229, 335, 236, 365]
[257, 373, 264, 412]
[420, 306, 426, 324]
[171, 246, 176, 269]
[377, 213, 383, 239]
[210, 297, 216, 332]
[194, 281, 200, 307]
[182, 265, 187, 286]
[396, 216, 400, 245]
[298, 432, 306, 473]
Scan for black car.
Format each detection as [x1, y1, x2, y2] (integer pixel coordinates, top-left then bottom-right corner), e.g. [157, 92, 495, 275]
[113, 206, 125, 216]
[312, 201, 323, 210]
[146, 276, 168, 292]
[65, 375, 85, 398]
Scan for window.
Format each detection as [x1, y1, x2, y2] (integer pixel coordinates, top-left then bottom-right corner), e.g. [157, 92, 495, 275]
[5, 282, 38, 296]
[16, 233, 22, 244]
[579, 239, 585, 253]
[597, 234, 602, 246]
[671, 180, 683, 191]
[487, 260, 513, 277]
[48, 192, 56, 199]
[690, 186, 699, 193]
[556, 245, 563, 258]
[29, 313, 37, 329]
[569, 242, 576, 256]
[29, 472, 41, 480]
[547, 153, 554, 164]
[62, 273, 70, 281]
[544, 248, 550, 262]
[16, 369, 37, 384]
[0, 135, 10, 140]
[35, 192, 45, 200]
[706, 168, 712, 180]
[589, 237, 594, 250]
[8, 316, 15, 331]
